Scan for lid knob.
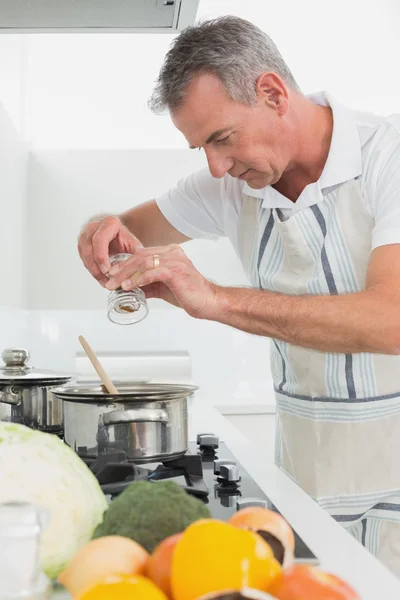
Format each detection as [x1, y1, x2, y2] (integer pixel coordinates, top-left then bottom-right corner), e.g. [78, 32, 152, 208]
[2, 348, 30, 367]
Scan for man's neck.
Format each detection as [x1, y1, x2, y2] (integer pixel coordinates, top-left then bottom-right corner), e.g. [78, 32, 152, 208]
[273, 99, 334, 202]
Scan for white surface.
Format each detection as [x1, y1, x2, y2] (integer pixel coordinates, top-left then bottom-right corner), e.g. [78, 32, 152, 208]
[14, 0, 400, 149]
[188, 397, 400, 600]
[75, 350, 193, 384]
[225, 413, 276, 460]
[0, 116, 26, 307]
[0, 35, 24, 134]
[0, 307, 30, 350]
[26, 148, 250, 308]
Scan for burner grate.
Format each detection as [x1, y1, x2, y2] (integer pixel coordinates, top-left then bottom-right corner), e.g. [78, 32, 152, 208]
[81, 450, 209, 499]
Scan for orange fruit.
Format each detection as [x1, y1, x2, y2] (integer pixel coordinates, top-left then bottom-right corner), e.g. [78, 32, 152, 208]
[146, 533, 183, 598]
[58, 535, 149, 596]
[229, 508, 295, 567]
[77, 573, 168, 600]
[269, 565, 360, 599]
[171, 519, 281, 600]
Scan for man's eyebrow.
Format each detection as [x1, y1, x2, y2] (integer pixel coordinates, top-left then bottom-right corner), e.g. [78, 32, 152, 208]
[189, 127, 232, 150]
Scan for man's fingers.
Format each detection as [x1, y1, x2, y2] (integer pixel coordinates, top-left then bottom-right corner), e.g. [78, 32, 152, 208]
[80, 240, 107, 283]
[117, 230, 144, 254]
[92, 216, 122, 274]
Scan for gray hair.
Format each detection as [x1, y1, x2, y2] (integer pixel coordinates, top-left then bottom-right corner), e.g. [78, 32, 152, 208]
[148, 16, 300, 114]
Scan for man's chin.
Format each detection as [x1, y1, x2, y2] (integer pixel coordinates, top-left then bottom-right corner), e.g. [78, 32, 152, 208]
[244, 177, 270, 190]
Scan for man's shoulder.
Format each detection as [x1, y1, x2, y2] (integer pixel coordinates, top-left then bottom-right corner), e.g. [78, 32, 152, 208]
[354, 109, 400, 181]
[355, 108, 400, 150]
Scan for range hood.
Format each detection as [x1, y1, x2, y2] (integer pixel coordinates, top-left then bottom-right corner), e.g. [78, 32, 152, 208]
[0, 0, 200, 33]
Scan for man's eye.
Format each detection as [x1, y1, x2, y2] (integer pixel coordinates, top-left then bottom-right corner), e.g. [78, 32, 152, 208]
[215, 135, 230, 144]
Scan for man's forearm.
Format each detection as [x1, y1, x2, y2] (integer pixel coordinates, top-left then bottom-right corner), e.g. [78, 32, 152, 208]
[208, 286, 400, 355]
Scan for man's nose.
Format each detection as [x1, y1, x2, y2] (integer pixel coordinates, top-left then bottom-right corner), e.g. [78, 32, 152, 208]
[205, 150, 234, 179]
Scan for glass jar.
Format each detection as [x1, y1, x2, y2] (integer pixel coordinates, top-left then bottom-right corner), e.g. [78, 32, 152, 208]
[107, 253, 149, 325]
[0, 501, 51, 600]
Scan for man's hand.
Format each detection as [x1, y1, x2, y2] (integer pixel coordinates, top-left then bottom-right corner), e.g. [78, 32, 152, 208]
[78, 215, 143, 287]
[105, 244, 218, 319]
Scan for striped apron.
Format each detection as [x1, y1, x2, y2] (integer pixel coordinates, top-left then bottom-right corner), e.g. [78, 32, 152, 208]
[237, 179, 400, 576]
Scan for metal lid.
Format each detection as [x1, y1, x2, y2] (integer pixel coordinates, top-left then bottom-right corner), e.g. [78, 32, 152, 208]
[0, 348, 72, 386]
[52, 382, 198, 404]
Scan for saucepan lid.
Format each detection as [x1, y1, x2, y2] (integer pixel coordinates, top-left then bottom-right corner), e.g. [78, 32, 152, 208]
[52, 382, 199, 404]
[0, 348, 72, 386]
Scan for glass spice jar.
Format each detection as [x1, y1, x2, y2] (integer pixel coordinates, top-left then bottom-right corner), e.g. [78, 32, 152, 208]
[107, 253, 149, 325]
[0, 501, 51, 600]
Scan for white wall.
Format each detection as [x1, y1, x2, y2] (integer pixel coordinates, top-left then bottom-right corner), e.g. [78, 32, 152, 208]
[0, 35, 24, 134]
[0, 36, 27, 310]
[27, 149, 248, 309]
[0, 35, 27, 338]
[0, 107, 26, 311]
[0, 36, 29, 351]
[22, 0, 400, 149]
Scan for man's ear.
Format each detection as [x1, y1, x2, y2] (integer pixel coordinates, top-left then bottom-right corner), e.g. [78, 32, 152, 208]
[256, 72, 289, 116]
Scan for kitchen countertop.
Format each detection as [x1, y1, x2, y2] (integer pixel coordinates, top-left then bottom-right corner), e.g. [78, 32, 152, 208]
[54, 395, 400, 599]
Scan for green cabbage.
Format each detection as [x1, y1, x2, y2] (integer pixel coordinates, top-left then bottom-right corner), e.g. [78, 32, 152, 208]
[0, 422, 107, 579]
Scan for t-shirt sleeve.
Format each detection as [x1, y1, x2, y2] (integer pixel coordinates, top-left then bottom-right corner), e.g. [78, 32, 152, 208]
[370, 137, 400, 251]
[155, 167, 229, 241]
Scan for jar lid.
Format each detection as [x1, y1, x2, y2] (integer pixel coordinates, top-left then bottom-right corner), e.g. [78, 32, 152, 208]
[0, 348, 72, 386]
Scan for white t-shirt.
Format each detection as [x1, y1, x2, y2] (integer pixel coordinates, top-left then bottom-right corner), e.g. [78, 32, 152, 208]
[156, 91, 400, 252]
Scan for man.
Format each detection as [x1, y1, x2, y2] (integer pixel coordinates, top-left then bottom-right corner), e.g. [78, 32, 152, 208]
[78, 16, 400, 574]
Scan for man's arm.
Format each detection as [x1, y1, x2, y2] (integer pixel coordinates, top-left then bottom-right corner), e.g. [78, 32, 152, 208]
[104, 242, 400, 355]
[86, 200, 190, 247]
[119, 200, 190, 247]
[209, 244, 400, 355]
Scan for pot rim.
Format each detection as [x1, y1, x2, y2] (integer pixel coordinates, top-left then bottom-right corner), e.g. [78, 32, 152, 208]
[52, 382, 198, 404]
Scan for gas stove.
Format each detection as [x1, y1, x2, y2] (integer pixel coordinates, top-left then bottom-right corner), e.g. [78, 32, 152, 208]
[82, 433, 318, 565]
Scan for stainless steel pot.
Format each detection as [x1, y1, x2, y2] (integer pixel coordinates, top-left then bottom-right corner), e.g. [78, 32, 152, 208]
[0, 348, 72, 432]
[53, 383, 198, 463]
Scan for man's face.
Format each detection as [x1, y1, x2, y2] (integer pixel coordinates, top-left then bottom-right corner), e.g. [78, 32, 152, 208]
[171, 73, 291, 189]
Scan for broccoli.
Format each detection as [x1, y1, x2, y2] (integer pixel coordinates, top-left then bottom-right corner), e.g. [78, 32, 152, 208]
[92, 480, 211, 552]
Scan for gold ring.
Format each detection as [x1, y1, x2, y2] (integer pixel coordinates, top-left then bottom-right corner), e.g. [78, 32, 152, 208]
[153, 254, 160, 269]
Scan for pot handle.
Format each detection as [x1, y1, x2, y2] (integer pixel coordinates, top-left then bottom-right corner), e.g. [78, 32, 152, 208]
[102, 407, 169, 426]
[0, 386, 22, 406]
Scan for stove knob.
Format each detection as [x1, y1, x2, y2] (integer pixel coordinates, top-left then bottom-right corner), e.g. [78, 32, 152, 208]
[213, 458, 236, 476]
[236, 497, 268, 511]
[196, 433, 215, 445]
[197, 434, 219, 450]
[219, 463, 240, 483]
[221, 494, 239, 508]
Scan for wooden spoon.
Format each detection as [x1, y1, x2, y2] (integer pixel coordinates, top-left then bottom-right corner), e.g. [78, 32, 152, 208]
[78, 335, 139, 450]
[78, 335, 119, 395]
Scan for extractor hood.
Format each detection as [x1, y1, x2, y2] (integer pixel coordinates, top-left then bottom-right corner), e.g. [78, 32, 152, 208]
[0, 0, 200, 33]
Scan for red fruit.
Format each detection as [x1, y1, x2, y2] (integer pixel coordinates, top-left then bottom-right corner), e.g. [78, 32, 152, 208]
[269, 565, 360, 600]
[146, 533, 183, 598]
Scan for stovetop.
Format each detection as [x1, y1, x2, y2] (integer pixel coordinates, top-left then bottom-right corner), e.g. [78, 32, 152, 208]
[81, 434, 318, 564]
